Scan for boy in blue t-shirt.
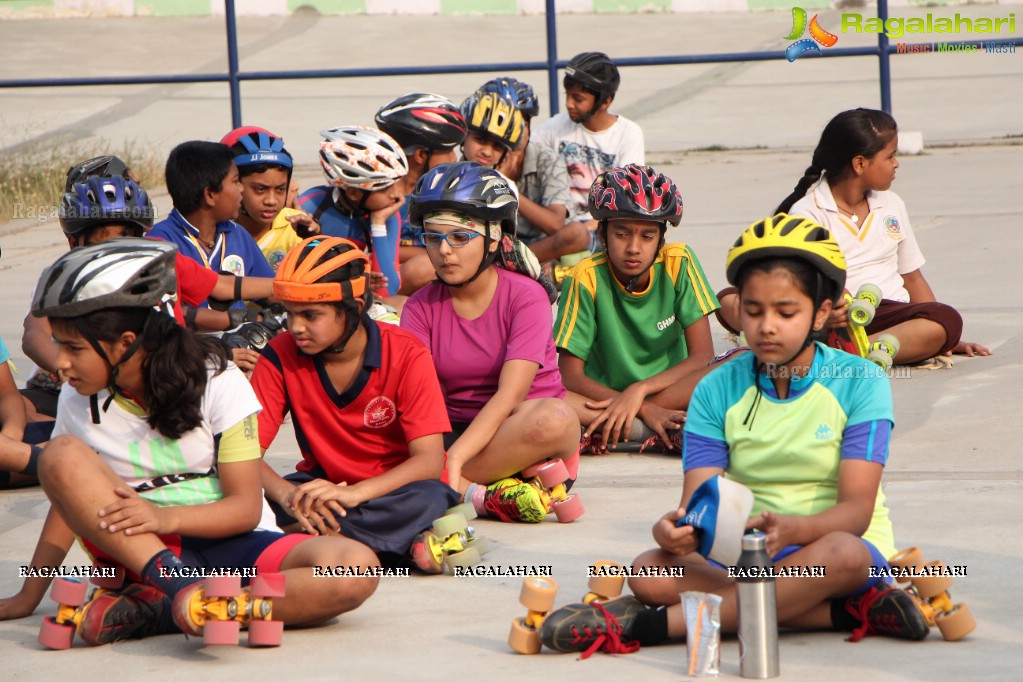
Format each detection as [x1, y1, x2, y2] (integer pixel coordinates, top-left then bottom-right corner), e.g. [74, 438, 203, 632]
[296, 125, 408, 301]
[149, 141, 274, 300]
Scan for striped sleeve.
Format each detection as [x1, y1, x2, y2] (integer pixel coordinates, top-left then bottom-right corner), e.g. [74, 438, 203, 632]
[840, 419, 891, 465]
[666, 244, 719, 327]
[553, 262, 599, 361]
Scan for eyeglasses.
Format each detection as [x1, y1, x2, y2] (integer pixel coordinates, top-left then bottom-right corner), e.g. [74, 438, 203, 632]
[420, 231, 482, 248]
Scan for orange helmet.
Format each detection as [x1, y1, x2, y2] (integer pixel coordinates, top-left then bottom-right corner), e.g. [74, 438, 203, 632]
[274, 237, 370, 304]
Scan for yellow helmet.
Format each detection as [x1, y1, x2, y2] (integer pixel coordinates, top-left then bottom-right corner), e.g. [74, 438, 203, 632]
[726, 213, 846, 298]
[460, 91, 525, 151]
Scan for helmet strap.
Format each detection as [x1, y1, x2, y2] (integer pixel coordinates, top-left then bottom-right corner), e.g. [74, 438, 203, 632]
[434, 234, 498, 289]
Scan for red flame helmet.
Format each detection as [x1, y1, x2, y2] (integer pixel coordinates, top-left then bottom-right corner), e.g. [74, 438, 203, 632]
[587, 164, 683, 226]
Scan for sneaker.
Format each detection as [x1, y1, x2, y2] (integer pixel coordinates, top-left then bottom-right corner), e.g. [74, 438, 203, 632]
[578, 433, 608, 456]
[408, 531, 444, 574]
[638, 430, 682, 454]
[844, 585, 930, 642]
[78, 583, 168, 645]
[539, 596, 645, 659]
[471, 478, 548, 523]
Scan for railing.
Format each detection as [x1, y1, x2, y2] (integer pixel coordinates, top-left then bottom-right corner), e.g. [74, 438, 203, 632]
[0, 0, 1016, 126]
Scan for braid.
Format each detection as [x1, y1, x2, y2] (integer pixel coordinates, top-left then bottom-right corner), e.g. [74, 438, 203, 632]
[776, 163, 823, 215]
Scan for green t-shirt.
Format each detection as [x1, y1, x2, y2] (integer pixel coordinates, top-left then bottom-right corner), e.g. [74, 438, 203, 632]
[553, 243, 719, 391]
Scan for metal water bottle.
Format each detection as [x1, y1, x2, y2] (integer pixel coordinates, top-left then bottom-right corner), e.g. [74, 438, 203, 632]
[736, 532, 779, 678]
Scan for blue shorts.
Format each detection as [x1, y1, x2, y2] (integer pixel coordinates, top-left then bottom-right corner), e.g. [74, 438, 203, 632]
[711, 538, 892, 596]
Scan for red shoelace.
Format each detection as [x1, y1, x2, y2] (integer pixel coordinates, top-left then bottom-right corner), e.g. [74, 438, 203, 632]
[574, 601, 641, 660]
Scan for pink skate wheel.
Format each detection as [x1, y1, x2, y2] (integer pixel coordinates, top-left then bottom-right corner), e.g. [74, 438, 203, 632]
[537, 459, 569, 489]
[552, 494, 584, 523]
[248, 620, 284, 647]
[39, 616, 76, 650]
[204, 620, 241, 645]
[520, 463, 543, 479]
[204, 575, 241, 598]
[251, 573, 286, 598]
[50, 578, 88, 606]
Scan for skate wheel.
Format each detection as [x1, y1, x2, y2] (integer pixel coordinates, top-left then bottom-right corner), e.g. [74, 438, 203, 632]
[935, 603, 975, 641]
[443, 546, 481, 573]
[248, 619, 284, 647]
[432, 512, 468, 539]
[204, 620, 241, 645]
[509, 617, 542, 654]
[204, 575, 242, 598]
[867, 349, 893, 371]
[587, 561, 625, 601]
[520, 463, 543, 479]
[50, 578, 89, 607]
[552, 493, 584, 523]
[465, 537, 491, 556]
[536, 459, 569, 489]
[446, 502, 477, 522]
[849, 299, 876, 326]
[251, 573, 286, 598]
[912, 562, 953, 599]
[876, 333, 901, 357]
[889, 547, 924, 569]
[518, 576, 557, 612]
[90, 565, 125, 590]
[39, 616, 76, 650]
[856, 284, 883, 308]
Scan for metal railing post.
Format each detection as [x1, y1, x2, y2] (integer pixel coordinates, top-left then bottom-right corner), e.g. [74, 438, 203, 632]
[225, 0, 243, 128]
[878, 0, 892, 113]
[545, 0, 559, 116]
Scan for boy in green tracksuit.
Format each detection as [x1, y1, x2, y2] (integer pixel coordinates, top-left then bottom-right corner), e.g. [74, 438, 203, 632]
[554, 165, 720, 452]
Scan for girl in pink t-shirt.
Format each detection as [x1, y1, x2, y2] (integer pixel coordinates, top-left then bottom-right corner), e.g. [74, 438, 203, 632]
[401, 162, 581, 524]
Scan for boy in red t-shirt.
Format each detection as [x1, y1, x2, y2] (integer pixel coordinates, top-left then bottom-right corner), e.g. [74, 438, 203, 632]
[251, 236, 463, 572]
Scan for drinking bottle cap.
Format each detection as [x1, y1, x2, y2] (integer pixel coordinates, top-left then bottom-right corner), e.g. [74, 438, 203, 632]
[742, 532, 768, 551]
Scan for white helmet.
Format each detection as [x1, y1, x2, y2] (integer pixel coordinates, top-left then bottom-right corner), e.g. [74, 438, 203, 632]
[318, 125, 409, 191]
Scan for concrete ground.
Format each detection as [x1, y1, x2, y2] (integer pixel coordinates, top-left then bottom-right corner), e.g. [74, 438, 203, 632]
[1, 6, 1021, 681]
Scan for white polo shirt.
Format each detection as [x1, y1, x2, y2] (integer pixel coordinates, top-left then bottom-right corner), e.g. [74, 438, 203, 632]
[790, 177, 925, 302]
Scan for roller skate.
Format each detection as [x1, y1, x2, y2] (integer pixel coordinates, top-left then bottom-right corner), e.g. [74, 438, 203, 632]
[410, 503, 488, 574]
[866, 333, 900, 371]
[38, 577, 166, 649]
[886, 547, 975, 641]
[830, 284, 882, 358]
[843, 583, 930, 642]
[171, 574, 286, 647]
[508, 576, 558, 654]
[582, 561, 626, 604]
[468, 460, 584, 524]
[538, 595, 644, 658]
[519, 459, 584, 523]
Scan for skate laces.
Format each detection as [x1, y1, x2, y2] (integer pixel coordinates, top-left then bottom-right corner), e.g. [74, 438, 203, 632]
[574, 601, 641, 660]
[845, 586, 898, 642]
[483, 479, 546, 523]
[638, 430, 682, 454]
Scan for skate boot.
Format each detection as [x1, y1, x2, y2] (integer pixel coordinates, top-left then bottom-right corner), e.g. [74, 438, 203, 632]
[538, 596, 645, 659]
[843, 584, 930, 642]
[409, 503, 487, 574]
[39, 579, 166, 649]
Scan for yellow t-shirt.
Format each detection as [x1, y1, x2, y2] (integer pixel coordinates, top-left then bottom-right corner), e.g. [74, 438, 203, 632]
[259, 208, 306, 271]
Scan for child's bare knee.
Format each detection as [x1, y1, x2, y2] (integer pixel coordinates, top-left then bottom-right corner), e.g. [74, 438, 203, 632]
[37, 435, 89, 489]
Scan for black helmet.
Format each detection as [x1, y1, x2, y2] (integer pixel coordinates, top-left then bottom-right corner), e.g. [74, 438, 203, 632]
[65, 155, 131, 193]
[564, 51, 621, 106]
[375, 93, 468, 152]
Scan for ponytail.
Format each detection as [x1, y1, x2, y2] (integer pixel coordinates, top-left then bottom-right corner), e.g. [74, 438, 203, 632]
[776, 162, 823, 215]
[142, 313, 228, 440]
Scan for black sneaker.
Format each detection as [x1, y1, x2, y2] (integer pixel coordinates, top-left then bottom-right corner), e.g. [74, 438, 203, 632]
[539, 596, 645, 658]
[844, 585, 929, 642]
[78, 583, 169, 645]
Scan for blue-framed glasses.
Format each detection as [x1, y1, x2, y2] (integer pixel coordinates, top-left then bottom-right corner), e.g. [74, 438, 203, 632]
[420, 231, 482, 248]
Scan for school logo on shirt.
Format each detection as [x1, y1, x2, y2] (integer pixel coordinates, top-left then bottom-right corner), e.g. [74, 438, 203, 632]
[883, 215, 903, 240]
[222, 255, 245, 276]
[815, 423, 835, 440]
[364, 396, 396, 429]
[267, 250, 286, 271]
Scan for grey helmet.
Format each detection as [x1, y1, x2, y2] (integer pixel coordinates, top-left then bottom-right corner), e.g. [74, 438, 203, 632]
[32, 238, 178, 319]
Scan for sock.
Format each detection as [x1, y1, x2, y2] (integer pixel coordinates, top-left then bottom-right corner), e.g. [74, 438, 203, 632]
[629, 604, 670, 646]
[465, 482, 486, 517]
[140, 549, 200, 600]
[830, 597, 860, 631]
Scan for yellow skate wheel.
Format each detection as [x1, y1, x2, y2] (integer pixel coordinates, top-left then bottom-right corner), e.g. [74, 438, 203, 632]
[935, 603, 975, 641]
[518, 576, 557, 612]
[876, 333, 900, 356]
[849, 299, 876, 326]
[443, 546, 481, 573]
[856, 284, 883, 308]
[587, 561, 625, 601]
[912, 562, 954, 599]
[867, 349, 893, 371]
[509, 617, 542, 654]
[432, 512, 468, 539]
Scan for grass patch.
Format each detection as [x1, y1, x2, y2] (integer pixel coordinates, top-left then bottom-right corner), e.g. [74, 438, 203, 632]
[0, 136, 163, 224]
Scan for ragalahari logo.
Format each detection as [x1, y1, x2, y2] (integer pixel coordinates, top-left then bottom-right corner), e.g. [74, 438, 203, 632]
[785, 7, 839, 62]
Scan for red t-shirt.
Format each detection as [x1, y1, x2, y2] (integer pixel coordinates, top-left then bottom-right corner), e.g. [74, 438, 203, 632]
[251, 319, 451, 484]
[164, 250, 219, 326]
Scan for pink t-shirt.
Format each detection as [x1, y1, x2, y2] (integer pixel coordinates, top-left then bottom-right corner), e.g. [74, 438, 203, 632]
[402, 267, 566, 423]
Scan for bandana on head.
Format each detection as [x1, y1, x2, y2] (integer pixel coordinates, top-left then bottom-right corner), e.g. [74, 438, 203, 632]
[423, 210, 502, 241]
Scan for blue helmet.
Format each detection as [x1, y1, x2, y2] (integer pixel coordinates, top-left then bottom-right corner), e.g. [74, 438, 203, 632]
[59, 175, 155, 238]
[221, 126, 293, 172]
[408, 161, 518, 235]
[480, 77, 539, 119]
